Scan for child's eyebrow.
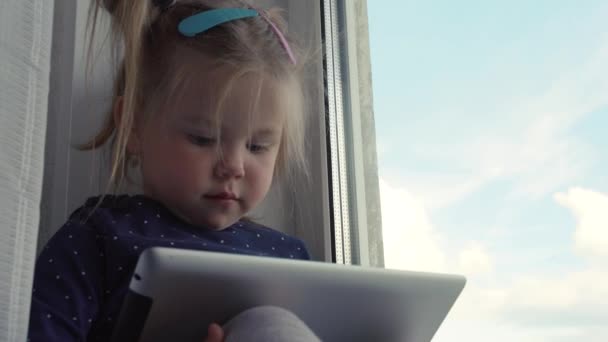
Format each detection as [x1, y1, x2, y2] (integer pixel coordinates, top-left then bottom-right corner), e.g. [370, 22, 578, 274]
[179, 114, 216, 126]
[252, 128, 281, 139]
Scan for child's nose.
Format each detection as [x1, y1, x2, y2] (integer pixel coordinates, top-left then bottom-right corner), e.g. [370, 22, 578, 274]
[214, 147, 245, 179]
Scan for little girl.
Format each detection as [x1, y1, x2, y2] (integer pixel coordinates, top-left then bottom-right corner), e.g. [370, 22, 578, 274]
[28, 0, 320, 341]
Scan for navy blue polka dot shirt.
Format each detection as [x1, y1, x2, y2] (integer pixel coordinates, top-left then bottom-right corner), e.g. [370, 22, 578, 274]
[28, 195, 310, 341]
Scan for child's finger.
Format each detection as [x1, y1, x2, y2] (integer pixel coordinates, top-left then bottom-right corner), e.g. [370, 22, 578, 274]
[204, 323, 225, 342]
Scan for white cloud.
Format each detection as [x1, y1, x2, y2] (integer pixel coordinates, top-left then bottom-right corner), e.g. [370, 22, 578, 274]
[436, 317, 607, 342]
[445, 186, 608, 328]
[375, 139, 391, 159]
[379, 178, 608, 341]
[380, 169, 488, 211]
[379, 178, 447, 272]
[457, 241, 493, 275]
[493, 269, 608, 328]
[555, 187, 608, 259]
[379, 178, 498, 320]
[440, 260, 608, 340]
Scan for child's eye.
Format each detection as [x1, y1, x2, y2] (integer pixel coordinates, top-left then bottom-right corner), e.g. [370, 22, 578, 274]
[188, 134, 215, 146]
[247, 143, 269, 153]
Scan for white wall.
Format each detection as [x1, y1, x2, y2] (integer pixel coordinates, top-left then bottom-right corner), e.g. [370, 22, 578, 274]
[39, 1, 331, 261]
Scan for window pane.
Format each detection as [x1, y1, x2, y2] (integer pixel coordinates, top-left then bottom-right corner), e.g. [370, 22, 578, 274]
[368, 1, 608, 341]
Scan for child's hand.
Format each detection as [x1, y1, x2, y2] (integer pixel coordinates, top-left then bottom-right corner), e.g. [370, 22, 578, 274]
[203, 323, 225, 342]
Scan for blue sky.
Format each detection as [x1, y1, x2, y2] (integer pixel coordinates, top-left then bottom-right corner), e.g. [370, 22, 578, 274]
[368, 1, 608, 341]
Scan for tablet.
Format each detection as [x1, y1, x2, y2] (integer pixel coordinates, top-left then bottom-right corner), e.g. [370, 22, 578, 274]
[110, 247, 466, 342]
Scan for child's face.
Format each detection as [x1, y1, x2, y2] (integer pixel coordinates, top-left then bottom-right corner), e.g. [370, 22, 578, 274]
[135, 63, 285, 231]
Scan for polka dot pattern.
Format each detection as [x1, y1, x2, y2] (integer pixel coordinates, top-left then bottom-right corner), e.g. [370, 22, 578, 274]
[28, 194, 311, 341]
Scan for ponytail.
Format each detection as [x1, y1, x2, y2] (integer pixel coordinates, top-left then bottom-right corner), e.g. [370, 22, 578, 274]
[81, 0, 160, 191]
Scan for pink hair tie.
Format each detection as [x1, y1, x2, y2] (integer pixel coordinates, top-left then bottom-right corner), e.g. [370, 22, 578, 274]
[175, 5, 297, 65]
[256, 10, 297, 65]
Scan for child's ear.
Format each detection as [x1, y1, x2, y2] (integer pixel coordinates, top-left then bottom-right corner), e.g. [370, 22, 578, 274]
[112, 96, 142, 155]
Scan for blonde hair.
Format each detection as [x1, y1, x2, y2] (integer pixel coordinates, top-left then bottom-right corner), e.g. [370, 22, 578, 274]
[81, 0, 308, 194]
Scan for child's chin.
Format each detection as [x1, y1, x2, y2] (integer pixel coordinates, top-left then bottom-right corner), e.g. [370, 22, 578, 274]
[194, 216, 237, 231]
[171, 206, 237, 231]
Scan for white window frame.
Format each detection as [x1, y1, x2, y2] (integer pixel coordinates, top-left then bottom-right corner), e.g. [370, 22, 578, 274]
[322, 0, 384, 267]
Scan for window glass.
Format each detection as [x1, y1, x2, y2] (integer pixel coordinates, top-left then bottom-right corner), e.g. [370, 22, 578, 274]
[368, 1, 608, 340]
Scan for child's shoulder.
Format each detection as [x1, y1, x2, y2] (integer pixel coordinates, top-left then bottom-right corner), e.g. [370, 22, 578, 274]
[68, 194, 165, 230]
[236, 220, 311, 259]
[78, 194, 157, 212]
[78, 193, 169, 212]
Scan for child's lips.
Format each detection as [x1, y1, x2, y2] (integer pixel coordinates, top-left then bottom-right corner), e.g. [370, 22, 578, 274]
[204, 192, 238, 201]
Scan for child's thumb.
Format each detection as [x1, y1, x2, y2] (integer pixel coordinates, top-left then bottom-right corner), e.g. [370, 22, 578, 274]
[204, 323, 225, 342]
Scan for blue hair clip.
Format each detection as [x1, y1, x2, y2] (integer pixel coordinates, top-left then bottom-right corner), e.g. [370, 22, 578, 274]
[178, 8, 259, 37]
